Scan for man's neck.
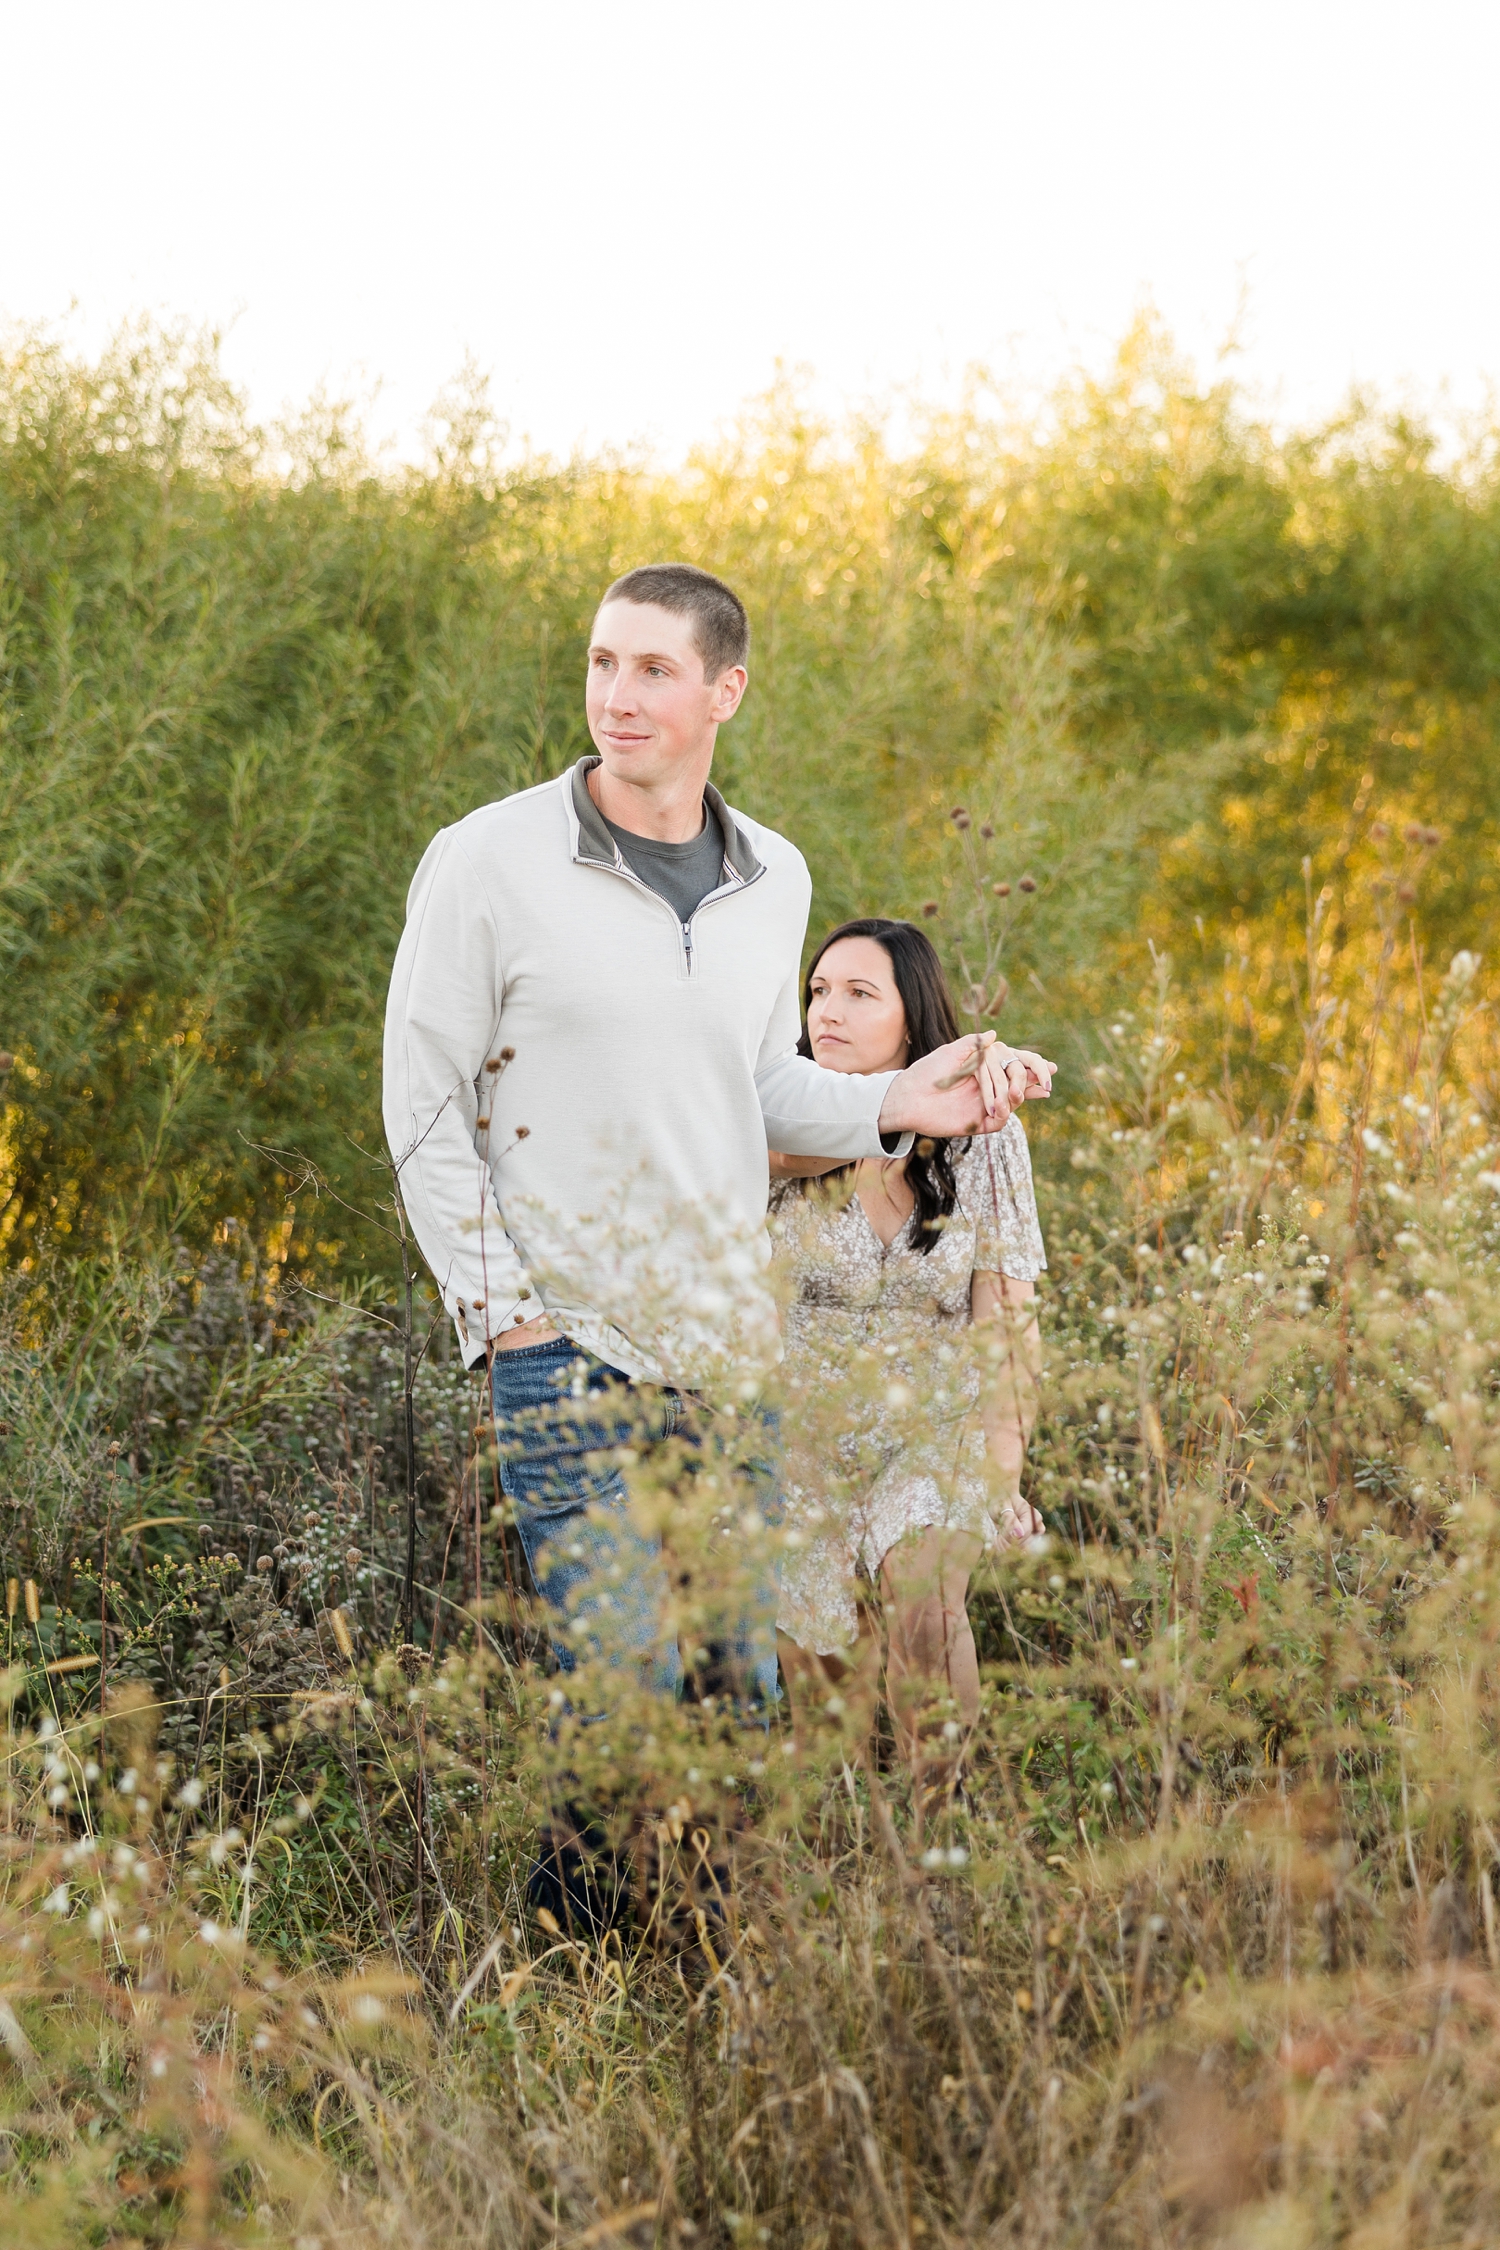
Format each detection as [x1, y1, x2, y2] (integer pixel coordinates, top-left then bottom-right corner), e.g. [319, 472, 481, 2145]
[587, 754, 712, 843]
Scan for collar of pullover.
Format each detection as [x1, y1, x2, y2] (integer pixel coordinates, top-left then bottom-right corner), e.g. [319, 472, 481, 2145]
[569, 755, 764, 884]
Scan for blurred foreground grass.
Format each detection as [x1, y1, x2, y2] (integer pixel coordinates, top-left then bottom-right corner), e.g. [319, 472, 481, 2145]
[7, 919, 1500, 2248]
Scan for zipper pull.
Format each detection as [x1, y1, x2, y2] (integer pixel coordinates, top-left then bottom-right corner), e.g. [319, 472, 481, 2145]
[682, 919, 693, 969]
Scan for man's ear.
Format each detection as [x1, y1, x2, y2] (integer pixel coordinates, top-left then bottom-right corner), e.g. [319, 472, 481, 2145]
[713, 665, 748, 723]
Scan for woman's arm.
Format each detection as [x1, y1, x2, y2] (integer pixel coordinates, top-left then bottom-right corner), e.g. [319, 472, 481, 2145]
[769, 1151, 850, 1182]
[971, 1270, 1043, 1542]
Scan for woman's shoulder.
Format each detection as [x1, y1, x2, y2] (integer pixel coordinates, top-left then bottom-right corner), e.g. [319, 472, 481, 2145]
[768, 1174, 847, 1236]
[954, 1114, 1031, 1189]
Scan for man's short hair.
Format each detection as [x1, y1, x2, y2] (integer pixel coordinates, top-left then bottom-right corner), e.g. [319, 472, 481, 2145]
[599, 563, 750, 680]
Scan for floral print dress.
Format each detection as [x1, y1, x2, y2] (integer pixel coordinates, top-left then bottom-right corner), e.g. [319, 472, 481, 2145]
[769, 1120, 1047, 1654]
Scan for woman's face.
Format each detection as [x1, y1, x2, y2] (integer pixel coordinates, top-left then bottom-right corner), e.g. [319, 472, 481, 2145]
[806, 937, 910, 1075]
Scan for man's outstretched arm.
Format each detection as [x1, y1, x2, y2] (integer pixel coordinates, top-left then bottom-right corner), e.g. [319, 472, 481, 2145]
[754, 960, 1055, 1157]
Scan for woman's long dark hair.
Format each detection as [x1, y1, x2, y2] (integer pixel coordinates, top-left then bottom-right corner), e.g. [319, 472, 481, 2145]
[795, 917, 963, 1255]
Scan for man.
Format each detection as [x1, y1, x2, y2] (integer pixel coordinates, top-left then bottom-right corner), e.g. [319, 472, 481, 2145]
[383, 562, 1054, 1704]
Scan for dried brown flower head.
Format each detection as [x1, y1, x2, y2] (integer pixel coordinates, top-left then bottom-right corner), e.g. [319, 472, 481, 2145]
[1018, 873, 1038, 893]
[921, 902, 939, 919]
[950, 806, 971, 829]
[993, 881, 1011, 897]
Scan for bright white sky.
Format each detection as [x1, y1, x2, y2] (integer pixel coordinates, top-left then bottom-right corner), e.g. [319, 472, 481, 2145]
[4, 0, 1498, 461]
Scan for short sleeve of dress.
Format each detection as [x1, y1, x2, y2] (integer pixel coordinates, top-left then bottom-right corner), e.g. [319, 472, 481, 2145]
[959, 1118, 1047, 1281]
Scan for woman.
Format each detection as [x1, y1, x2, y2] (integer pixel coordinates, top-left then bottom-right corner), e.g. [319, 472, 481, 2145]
[768, 918, 1047, 1807]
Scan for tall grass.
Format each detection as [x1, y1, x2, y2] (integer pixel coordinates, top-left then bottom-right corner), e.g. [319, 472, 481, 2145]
[5, 836, 1500, 2242]
[5, 314, 1500, 2245]
[5, 318, 1500, 1265]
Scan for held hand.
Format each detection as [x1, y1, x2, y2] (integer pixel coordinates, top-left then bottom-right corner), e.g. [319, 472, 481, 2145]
[995, 1496, 1045, 1547]
[877, 1032, 1058, 1140]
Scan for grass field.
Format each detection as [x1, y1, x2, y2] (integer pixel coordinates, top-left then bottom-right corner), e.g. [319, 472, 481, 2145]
[5, 321, 1500, 2246]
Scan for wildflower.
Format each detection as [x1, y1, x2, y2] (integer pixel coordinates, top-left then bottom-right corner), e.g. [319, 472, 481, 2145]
[980, 822, 994, 839]
[921, 902, 939, 919]
[1018, 873, 1038, 892]
[950, 806, 971, 828]
[993, 881, 1011, 897]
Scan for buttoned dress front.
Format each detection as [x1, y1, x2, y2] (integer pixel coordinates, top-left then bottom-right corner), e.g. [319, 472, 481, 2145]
[770, 1121, 1047, 1655]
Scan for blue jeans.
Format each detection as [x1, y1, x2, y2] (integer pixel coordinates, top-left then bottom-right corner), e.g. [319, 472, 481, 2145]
[487, 1339, 781, 1711]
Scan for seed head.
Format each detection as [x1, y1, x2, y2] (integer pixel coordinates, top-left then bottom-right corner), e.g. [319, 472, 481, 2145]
[1018, 873, 1038, 893]
[515, 1124, 531, 1139]
[5, 1577, 16, 1618]
[255, 1554, 274, 1573]
[1369, 820, 1389, 840]
[979, 822, 994, 840]
[921, 902, 939, 919]
[1422, 825, 1442, 847]
[915, 1138, 936, 1158]
[24, 1579, 40, 1625]
[1403, 822, 1424, 845]
[1397, 882, 1417, 904]
[993, 881, 1011, 898]
[499, 1046, 516, 1063]
[344, 1548, 362, 1569]
[950, 806, 971, 829]
[330, 1607, 355, 1661]
[475, 1116, 490, 1129]
[0, 1052, 12, 1075]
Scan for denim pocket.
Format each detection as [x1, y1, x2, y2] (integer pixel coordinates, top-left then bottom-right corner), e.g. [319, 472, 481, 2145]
[489, 1345, 657, 1524]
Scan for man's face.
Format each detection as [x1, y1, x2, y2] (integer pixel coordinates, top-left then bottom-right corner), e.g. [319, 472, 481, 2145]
[585, 599, 746, 787]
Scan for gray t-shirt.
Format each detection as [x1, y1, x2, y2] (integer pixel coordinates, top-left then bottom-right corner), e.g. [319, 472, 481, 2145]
[603, 801, 726, 927]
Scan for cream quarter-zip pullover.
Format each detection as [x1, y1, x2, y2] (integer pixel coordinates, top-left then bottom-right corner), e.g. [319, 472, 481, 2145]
[383, 757, 907, 1386]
